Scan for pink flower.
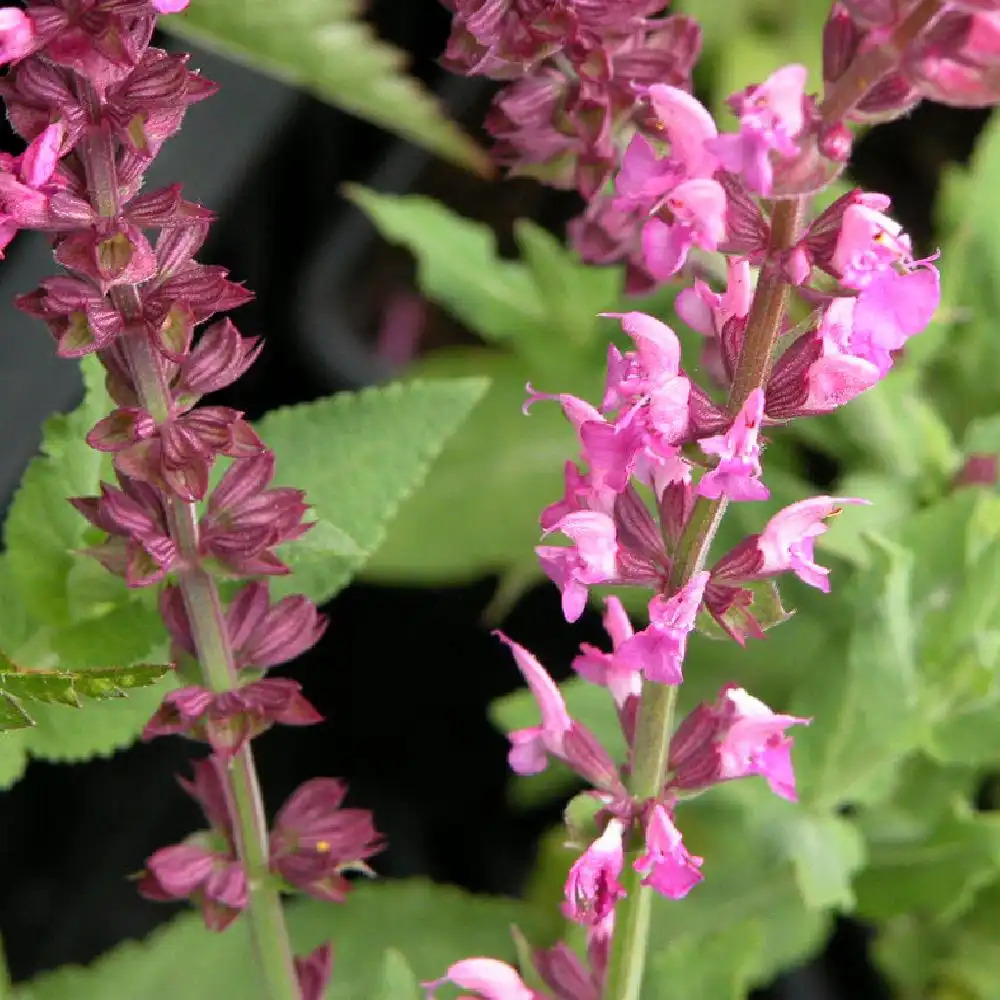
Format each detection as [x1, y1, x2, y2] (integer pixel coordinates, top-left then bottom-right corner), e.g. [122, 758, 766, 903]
[537, 510, 618, 622]
[138, 757, 247, 930]
[572, 596, 642, 708]
[676, 256, 753, 336]
[697, 389, 769, 501]
[646, 84, 720, 178]
[564, 820, 627, 925]
[670, 685, 810, 801]
[142, 678, 323, 758]
[426, 958, 538, 1000]
[707, 65, 809, 195]
[269, 778, 384, 902]
[830, 203, 913, 290]
[641, 178, 728, 279]
[634, 803, 703, 899]
[153, 0, 190, 11]
[0, 8, 36, 65]
[615, 571, 709, 684]
[294, 944, 334, 1000]
[755, 496, 868, 591]
[495, 632, 623, 793]
[495, 632, 572, 774]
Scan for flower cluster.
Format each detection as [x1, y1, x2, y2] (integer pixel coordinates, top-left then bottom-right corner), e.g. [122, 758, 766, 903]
[423, 1, 984, 997]
[0, 0, 382, 994]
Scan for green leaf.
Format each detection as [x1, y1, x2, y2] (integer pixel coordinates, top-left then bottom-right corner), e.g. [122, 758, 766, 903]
[855, 803, 1000, 925]
[15, 880, 542, 1000]
[786, 812, 866, 912]
[346, 188, 546, 351]
[364, 350, 590, 584]
[694, 579, 793, 641]
[161, 0, 489, 174]
[646, 923, 763, 1000]
[791, 535, 921, 810]
[255, 377, 489, 603]
[3, 356, 110, 625]
[644, 786, 829, 991]
[512, 220, 623, 351]
[374, 949, 421, 1000]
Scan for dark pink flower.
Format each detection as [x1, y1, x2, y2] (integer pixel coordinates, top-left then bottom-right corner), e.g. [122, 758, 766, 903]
[531, 941, 600, 1000]
[138, 757, 246, 930]
[294, 944, 334, 1000]
[633, 803, 703, 899]
[269, 778, 384, 903]
[142, 678, 323, 757]
[71, 475, 177, 586]
[669, 685, 810, 801]
[199, 453, 312, 576]
[564, 819, 627, 926]
[537, 510, 618, 622]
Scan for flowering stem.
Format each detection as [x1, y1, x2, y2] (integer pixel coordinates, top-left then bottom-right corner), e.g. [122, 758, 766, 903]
[820, 0, 945, 126]
[602, 199, 806, 1000]
[76, 96, 300, 1000]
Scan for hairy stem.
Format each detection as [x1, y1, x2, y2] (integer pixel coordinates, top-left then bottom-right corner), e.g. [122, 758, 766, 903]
[602, 199, 805, 1000]
[77, 94, 300, 1000]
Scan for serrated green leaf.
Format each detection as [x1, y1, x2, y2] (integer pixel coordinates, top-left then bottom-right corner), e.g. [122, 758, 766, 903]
[792, 535, 920, 810]
[256, 377, 489, 602]
[15, 880, 543, 1000]
[364, 350, 589, 584]
[345, 188, 549, 353]
[3, 356, 110, 625]
[0, 694, 32, 732]
[374, 949, 421, 1000]
[161, 0, 489, 174]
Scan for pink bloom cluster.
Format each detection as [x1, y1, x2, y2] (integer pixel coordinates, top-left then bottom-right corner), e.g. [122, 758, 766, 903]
[0, 0, 379, 993]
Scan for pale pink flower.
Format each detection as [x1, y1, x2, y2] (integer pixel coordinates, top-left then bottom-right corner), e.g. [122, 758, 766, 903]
[697, 389, 769, 501]
[426, 958, 538, 1000]
[707, 64, 809, 194]
[830, 203, 913, 289]
[537, 510, 618, 622]
[641, 178, 728, 279]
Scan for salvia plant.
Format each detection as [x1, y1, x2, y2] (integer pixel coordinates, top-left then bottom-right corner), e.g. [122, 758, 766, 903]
[2, 0, 1000, 999]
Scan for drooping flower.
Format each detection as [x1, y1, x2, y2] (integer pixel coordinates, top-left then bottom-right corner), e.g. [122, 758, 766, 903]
[269, 778, 384, 902]
[697, 389, 769, 501]
[495, 632, 624, 794]
[564, 820, 627, 925]
[670, 685, 811, 801]
[633, 803, 703, 899]
[615, 571, 710, 684]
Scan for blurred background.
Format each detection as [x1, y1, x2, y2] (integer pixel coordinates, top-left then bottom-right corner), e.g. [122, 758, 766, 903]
[0, 1, 991, 996]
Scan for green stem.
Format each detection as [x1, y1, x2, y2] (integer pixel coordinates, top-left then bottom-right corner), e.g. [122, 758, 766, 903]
[75, 86, 301, 1000]
[602, 200, 805, 1000]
